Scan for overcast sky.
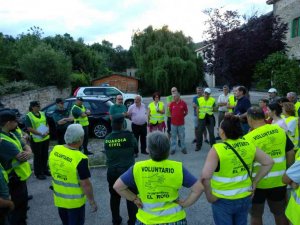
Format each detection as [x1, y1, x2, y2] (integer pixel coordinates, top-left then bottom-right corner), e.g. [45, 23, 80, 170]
[0, 0, 272, 49]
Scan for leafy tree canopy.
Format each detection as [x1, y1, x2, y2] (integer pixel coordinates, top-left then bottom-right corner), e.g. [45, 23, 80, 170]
[132, 25, 204, 95]
[254, 52, 300, 95]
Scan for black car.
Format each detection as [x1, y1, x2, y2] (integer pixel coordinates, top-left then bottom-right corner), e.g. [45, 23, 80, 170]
[42, 96, 113, 139]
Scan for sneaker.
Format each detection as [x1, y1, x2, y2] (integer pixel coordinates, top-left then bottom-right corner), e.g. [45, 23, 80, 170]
[170, 150, 176, 155]
[141, 151, 149, 155]
[195, 147, 201, 152]
[181, 149, 187, 154]
[204, 140, 209, 144]
[215, 136, 221, 140]
[192, 139, 196, 143]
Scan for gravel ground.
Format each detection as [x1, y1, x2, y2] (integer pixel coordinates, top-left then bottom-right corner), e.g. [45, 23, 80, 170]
[27, 91, 276, 225]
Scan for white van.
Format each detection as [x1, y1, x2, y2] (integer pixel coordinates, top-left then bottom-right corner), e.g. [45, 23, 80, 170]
[74, 86, 137, 108]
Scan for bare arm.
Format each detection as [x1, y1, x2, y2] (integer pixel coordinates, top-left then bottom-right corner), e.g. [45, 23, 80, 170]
[16, 144, 32, 162]
[201, 148, 219, 203]
[0, 198, 14, 211]
[113, 178, 143, 208]
[80, 178, 97, 212]
[252, 148, 274, 189]
[286, 150, 295, 168]
[177, 180, 204, 208]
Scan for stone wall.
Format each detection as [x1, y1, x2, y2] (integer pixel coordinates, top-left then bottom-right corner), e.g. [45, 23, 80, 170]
[273, 0, 300, 59]
[0, 86, 71, 114]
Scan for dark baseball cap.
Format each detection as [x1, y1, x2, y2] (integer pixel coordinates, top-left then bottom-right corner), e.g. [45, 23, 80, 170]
[0, 109, 17, 123]
[30, 101, 40, 107]
[56, 98, 64, 104]
[111, 113, 125, 124]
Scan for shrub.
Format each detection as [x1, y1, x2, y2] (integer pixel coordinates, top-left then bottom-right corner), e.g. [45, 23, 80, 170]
[0, 80, 39, 95]
[19, 44, 72, 88]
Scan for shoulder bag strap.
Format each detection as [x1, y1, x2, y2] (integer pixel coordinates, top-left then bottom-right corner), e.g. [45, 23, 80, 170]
[224, 142, 252, 181]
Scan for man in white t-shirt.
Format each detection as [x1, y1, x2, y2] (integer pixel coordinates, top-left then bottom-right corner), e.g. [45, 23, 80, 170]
[216, 85, 230, 139]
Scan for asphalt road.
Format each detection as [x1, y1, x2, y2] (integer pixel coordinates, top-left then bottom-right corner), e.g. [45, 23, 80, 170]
[27, 90, 275, 225]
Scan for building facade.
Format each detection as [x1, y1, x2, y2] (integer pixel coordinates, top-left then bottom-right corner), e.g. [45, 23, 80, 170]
[92, 74, 139, 93]
[267, 0, 300, 60]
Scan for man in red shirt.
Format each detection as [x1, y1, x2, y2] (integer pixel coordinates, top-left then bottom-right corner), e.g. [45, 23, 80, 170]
[169, 92, 188, 154]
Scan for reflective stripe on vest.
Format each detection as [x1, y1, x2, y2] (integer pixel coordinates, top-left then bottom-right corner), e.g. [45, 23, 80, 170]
[212, 186, 252, 197]
[212, 174, 249, 183]
[49, 145, 87, 209]
[245, 124, 287, 189]
[252, 170, 285, 179]
[149, 101, 165, 124]
[211, 139, 255, 199]
[0, 133, 32, 181]
[253, 156, 286, 167]
[53, 190, 85, 199]
[71, 105, 89, 126]
[142, 202, 183, 216]
[198, 97, 215, 119]
[133, 159, 186, 224]
[26, 111, 49, 142]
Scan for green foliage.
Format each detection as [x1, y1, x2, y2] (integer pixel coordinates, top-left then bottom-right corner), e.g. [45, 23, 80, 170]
[132, 25, 203, 95]
[19, 44, 72, 88]
[254, 52, 300, 95]
[0, 80, 39, 95]
[70, 73, 91, 93]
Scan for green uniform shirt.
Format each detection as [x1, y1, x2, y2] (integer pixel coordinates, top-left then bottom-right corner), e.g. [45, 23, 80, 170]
[104, 130, 137, 169]
[109, 104, 127, 116]
[52, 107, 71, 130]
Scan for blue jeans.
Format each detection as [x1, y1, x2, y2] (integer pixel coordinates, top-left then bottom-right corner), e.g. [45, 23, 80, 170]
[170, 125, 185, 151]
[212, 197, 251, 225]
[58, 205, 85, 225]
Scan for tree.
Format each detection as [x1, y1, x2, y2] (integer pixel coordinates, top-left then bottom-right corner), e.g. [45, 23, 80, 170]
[202, 8, 242, 75]
[19, 44, 72, 88]
[213, 13, 287, 87]
[132, 26, 203, 95]
[254, 52, 300, 95]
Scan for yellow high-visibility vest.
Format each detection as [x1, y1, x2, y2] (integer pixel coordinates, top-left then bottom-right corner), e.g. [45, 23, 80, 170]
[133, 159, 185, 224]
[148, 101, 165, 124]
[245, 124, 286, 189]
[0, 133, 31, 181]
[198, 97, 215, 119]
[71, 105, 89, 126]
[27, 111, 50, 142]
[212, 138, 256, 199]
[285, 156, 300, 225]
[49, 145, 88, 209]
[228, 95, 236, 113]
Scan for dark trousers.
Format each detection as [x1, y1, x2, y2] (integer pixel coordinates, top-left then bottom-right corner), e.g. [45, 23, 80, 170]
[8, 176, 28, 225]
[31, 139, 49, 176]
[131, 123, 147, 154]
[167, 117, 171, 134]
[57, 128, 67, 145]
[58, 205, 85, 225]
[82, 126, 89, 153]
[196, 115, 216, 149]
[107, 168, 137, 225]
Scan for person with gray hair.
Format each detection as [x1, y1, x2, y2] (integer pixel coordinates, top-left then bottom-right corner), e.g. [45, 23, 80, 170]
[113, 131, 204, 225]
[287, 92, 300, 117]
[49, 124, 97, 225]
[216, 85, 230, 140]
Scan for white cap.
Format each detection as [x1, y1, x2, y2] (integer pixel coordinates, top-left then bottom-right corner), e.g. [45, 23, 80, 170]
[268, 88, 277, 93]
[204, 88, 211, 94]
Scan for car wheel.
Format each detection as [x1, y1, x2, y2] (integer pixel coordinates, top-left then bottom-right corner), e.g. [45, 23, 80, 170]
[93, 122, 109, 139]
[125, 100, 134, 108]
